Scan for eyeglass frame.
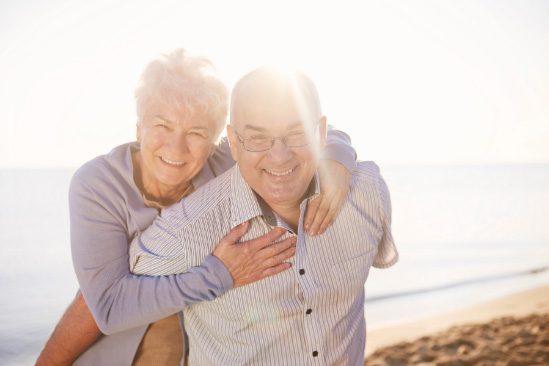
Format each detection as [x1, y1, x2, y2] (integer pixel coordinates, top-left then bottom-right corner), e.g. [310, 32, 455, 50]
[230, 122, 320, 152]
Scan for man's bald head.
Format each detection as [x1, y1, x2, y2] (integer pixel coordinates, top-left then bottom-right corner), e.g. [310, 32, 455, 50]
[230, 67, 322, 129]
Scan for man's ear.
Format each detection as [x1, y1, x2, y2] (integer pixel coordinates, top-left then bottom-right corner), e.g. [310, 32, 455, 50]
[318, 116, 327, 149]
[226, 125, 240, 161]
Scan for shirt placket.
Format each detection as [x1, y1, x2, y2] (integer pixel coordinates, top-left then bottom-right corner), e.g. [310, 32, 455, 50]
[295, 200, 325, 365]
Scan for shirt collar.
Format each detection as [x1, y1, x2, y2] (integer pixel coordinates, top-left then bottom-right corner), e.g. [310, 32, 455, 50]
[229, 166, 321, 230]
[229, 166, 265, 229]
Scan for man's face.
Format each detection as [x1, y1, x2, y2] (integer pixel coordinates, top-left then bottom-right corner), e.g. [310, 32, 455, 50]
[229, 88, 326, 211]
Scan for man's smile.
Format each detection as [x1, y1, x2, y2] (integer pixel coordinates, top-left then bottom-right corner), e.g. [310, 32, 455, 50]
[263, 165, 298, 177]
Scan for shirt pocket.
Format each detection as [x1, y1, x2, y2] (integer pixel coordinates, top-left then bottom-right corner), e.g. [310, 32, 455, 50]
[330, 252, 374, 289]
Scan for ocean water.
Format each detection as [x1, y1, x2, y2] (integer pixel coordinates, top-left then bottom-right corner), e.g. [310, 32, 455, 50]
[1, 164, 548, 365]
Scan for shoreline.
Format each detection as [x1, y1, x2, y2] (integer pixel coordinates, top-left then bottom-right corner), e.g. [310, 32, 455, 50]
[365, 284, 549, 357]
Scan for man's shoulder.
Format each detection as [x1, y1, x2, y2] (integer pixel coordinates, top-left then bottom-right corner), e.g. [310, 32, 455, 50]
[351, 161, 382, 187]
[160, 166, 234, 229]
[346, 161, 389, 211]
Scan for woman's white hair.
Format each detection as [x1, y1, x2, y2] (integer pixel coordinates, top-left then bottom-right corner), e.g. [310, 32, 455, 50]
[135, 49, 228, 140]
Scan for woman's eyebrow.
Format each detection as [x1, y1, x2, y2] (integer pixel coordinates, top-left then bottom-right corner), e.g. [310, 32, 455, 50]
[153, 115, 174, 124]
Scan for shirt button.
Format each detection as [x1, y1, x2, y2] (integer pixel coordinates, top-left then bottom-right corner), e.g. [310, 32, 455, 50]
[312, 351, 318, 357]
[306, 308, 312, 315]
[299, 269, 305, 275]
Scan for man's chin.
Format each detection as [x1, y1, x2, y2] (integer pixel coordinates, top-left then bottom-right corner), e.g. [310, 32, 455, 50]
[259, 186, 305, 206]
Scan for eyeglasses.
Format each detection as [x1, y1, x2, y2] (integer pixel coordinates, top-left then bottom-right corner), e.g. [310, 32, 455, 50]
[233, 129, 312, 152]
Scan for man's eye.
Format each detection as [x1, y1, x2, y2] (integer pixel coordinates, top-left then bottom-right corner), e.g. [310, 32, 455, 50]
[189, 131, 207, 139]
[156, 123, 170, 129]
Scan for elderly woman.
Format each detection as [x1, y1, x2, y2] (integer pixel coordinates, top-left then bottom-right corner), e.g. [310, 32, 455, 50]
[36, 49, 356, 365]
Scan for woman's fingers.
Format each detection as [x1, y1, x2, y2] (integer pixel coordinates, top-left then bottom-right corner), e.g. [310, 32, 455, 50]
[260, 240, 297, 268]
[256, 236, 296, 261]
[305, 194, 331, 236]
[218, 221, 250, 247]
[214, 225, 295, 288]
[305, 160, 351, 236]
[246, 227, 287, 252]
[316, 197, 341, 235]
[304, 194, 321, 232]
[260, 262, 292, 279]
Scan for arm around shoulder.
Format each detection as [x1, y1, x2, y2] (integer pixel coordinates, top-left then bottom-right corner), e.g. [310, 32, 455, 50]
[324, 125, 357, 173]
[69, 168, 232, 335]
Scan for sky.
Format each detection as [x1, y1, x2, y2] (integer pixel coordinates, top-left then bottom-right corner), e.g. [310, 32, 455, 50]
[1, 0, 548, 168]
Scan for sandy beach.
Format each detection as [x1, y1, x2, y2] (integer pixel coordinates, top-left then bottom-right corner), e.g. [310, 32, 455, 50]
[365, 285, 549, 365]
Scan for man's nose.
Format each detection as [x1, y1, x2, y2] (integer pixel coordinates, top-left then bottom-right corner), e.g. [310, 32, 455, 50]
[268, 138, 293, 162]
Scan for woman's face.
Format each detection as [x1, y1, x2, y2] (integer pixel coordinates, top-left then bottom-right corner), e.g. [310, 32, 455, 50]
[136, 101, 216, 193]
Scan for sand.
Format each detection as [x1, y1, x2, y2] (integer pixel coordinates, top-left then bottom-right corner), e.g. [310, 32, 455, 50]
[364, 285, 549, 365]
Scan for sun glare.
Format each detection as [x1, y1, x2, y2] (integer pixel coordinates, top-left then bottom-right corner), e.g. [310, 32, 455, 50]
[1, 0, 548, 167]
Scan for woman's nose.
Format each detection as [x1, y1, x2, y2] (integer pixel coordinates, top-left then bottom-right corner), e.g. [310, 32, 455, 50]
[168, 131, 190, 154]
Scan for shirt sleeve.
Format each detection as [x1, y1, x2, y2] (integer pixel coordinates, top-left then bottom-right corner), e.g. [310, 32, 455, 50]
[70, 171, 233, 335]
[323, 125, 357, 173]
[128, 209, 210, 277]
[372, 172, 399, 268]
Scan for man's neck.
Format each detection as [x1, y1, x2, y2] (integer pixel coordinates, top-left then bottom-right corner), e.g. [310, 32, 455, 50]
[268, 203, 302, 232]
[264, 179, 317, 232]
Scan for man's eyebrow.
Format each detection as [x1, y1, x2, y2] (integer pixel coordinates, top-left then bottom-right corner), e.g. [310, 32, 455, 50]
[242, 121, 305, 132]
[241, 124, 267, 132]
[187, 126, 209, 131]
[287, 121, 305, 130]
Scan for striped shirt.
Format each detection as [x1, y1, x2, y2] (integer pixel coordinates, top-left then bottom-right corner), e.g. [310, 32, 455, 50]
[130, 161, 398, 365]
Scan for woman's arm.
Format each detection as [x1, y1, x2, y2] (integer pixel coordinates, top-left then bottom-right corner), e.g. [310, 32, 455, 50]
[35, 292, 100, 366]
[69, 171, 234, 335]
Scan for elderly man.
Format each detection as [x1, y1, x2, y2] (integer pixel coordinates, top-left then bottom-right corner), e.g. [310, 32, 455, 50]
[130, 68, 398, 365]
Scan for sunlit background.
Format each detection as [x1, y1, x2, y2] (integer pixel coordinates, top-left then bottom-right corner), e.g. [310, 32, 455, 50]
[2, 0, 548, 168]
[1, 1, 549, 365]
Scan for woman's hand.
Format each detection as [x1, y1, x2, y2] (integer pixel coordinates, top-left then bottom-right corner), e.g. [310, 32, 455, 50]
[304, 160, 351, 236]
[213, 222, 296, 287]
